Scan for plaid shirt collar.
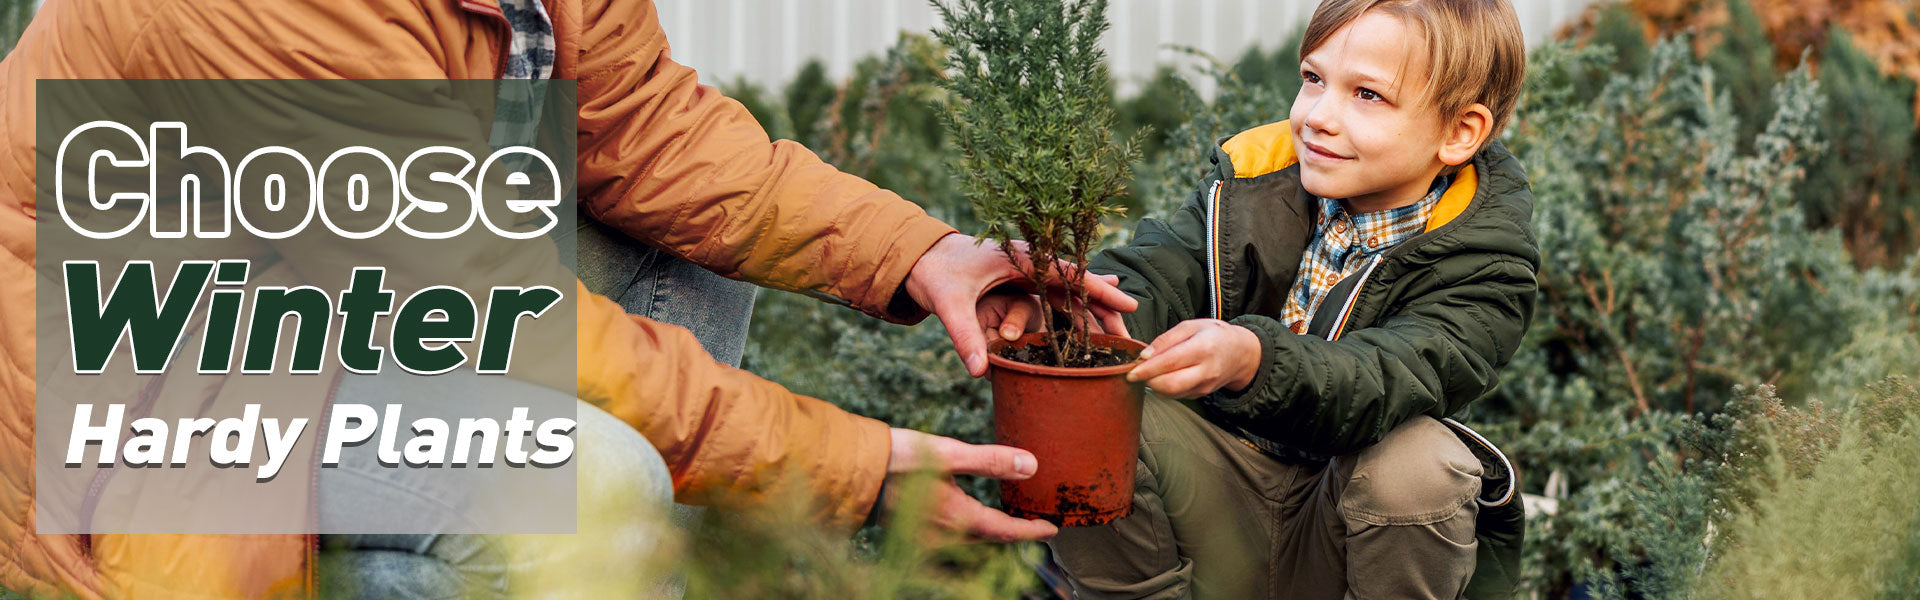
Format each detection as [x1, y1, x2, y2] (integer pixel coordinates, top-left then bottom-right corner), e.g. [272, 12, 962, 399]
[1279, 176, 1450, 333]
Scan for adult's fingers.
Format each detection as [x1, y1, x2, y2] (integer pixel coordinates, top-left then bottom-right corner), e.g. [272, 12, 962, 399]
[988, 242, 1134, 316]
[1091, 304, 1130, 339]
[934, 298, 991, 377]
[1042, 258, 1138, 315]
[1076, 265, 1139, 314]
[935, 438, 1039, 480]
[952, 494, 1059, 542]
[1036, 287, 1128, 339]
[999, 296, 1038, 340]
[975, 295, 1025, 341]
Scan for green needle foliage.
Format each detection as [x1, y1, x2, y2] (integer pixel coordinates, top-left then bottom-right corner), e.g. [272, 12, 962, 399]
[932, 0, 1140, 363]
[680, 469, 1036, 599]
[743, 18, 1920, 595]
[1484, 33, 1920, 595]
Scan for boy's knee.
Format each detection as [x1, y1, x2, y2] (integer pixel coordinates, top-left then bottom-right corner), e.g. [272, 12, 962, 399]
[1338, 417, 1481, 526]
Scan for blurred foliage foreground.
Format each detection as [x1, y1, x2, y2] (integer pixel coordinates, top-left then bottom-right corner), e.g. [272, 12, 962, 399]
[717, 1, 1920, 598]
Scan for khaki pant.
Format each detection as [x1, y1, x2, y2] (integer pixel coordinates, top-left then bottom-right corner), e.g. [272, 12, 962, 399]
[1047, 397, 1483, 600]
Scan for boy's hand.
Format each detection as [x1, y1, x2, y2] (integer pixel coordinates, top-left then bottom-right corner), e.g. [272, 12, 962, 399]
[1126, 319, 1262, 399]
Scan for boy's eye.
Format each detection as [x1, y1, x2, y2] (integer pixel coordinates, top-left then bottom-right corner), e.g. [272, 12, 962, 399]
[1302, 71, 1322, 85]
[1357, 88, 1382, 101]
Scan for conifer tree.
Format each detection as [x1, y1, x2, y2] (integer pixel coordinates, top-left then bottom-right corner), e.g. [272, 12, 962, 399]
[932, 0, 1139, 364]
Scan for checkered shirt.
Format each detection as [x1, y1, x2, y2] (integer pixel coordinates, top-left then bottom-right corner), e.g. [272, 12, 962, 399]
[488, 0, 555, 153]
[1278, 177, 1450, 333]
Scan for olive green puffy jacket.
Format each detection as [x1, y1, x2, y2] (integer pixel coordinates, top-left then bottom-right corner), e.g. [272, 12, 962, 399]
[1090, 120, 1540, 598]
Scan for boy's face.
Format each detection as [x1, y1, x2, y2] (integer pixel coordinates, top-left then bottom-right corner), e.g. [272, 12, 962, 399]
[1289, 11, 1451, 212]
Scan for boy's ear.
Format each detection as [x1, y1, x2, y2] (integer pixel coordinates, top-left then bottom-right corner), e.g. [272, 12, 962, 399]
[1438, 103, 1494, 167]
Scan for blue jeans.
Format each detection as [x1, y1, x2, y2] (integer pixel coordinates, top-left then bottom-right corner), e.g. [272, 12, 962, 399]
[569, 217, 758, 530]
[568, 219, 759, 367]
[316, 218, 759, 598]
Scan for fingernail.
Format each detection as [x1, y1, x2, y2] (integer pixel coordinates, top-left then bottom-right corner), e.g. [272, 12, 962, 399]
[1139, 347, 1155, 359]
[1014, 454, 1037, 476]
[968, 354, 986, 375]
[1001, 326, 1018, 340]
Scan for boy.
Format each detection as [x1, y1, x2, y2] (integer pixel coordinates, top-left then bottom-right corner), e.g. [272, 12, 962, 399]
[1045, 1, 1535, 598]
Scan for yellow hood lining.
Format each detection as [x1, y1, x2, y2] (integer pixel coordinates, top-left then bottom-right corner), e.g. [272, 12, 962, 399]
[1217, 120, 1477, 233]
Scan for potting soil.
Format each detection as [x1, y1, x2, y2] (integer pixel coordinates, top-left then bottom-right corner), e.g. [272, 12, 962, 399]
[995, 335, 1134, 368]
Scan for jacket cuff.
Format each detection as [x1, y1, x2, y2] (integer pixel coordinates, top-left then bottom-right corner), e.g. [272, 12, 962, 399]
[826, 413, 894, 533]
[1209, 314, 1291, 412]
[869, 220, 958, 325]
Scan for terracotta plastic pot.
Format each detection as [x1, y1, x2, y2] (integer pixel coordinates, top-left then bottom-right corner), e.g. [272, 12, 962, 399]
[986, 332, 1147, 527]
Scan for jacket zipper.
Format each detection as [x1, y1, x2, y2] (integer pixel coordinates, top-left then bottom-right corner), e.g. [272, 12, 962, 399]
[1321, 168, 1486, 340]
[1205, 180, 1225, 319]
[1327, 254, 1384, 341]
[1208, 181, 1404, 339]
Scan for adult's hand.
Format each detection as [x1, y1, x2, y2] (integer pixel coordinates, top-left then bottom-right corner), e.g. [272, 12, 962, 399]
[905, 233, 1137, 377]
[882, 428, 1059, 542]
[977, 291, 1129, 342]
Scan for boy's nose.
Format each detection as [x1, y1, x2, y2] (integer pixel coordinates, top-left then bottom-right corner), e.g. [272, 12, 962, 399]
[1300, 97, 1339, 137]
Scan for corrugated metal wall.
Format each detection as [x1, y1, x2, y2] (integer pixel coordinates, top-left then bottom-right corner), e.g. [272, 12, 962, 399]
[658, 0, 1602, 94]
[22, 0, 1603, 93]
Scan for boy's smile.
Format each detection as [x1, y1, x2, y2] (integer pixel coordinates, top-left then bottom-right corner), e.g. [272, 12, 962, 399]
[1301, 140, 1353, 162]
[1290, 11, 1453, 214]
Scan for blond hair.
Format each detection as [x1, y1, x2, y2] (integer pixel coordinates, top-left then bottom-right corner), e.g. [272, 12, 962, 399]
[1301, 0, 1526, 143]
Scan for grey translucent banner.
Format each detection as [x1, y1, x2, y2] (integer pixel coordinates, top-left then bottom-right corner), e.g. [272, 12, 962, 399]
[36, 79, 581, 534]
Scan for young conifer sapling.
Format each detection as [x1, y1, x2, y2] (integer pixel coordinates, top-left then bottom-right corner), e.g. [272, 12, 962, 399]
[933, 0, 1142, 367]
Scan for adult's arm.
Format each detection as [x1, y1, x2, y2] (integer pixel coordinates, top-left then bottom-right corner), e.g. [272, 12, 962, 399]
[574, 281, 891, 528]
[549, 0, 946, 529]
[566, 0, 955, 324]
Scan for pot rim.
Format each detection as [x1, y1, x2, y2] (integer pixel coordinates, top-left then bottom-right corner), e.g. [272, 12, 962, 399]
[985, 332, 1146, 378]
